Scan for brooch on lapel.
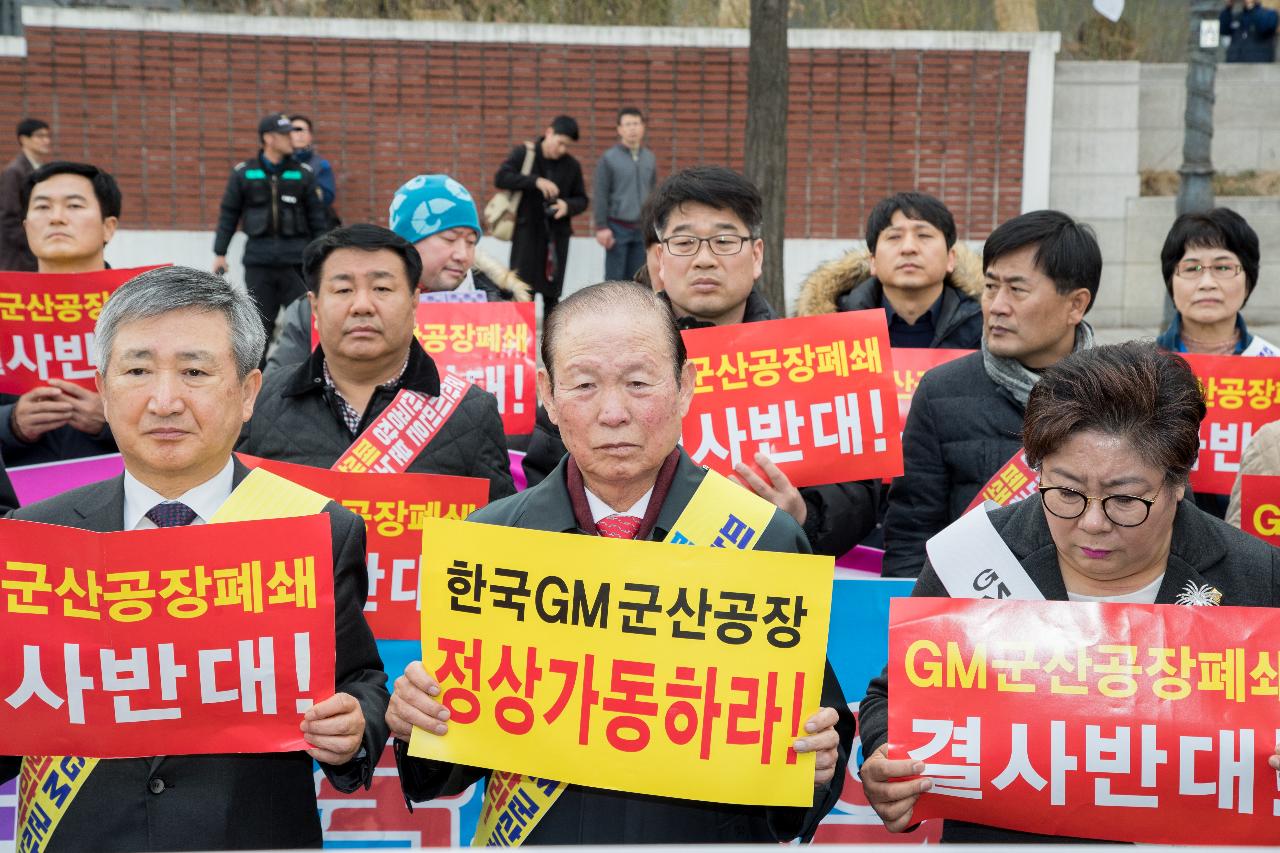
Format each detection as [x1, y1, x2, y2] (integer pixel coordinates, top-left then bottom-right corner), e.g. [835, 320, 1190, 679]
[1175, 581, 1222, 606]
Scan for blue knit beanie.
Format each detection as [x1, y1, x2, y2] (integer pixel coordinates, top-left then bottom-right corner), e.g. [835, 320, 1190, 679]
[388, 174, 481, 244]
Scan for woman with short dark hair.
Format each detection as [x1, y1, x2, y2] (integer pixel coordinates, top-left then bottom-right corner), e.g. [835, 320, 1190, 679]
[1156, 207, 1276, 356]
[857, 341, 1280, 843]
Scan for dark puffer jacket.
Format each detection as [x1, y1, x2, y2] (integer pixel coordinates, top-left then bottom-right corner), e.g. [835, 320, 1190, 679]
[880, 351, 1023, 578]
[522, 287, 878, 557]
[239, 339, 515, 502]
[795, 242, 984, 350]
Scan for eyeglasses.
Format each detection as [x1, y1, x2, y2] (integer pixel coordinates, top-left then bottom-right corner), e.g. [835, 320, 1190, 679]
[658, 234, 751, 257]
[1174, 262, 1242, 281]
[1038, 484, 1159, 527]
[290, 126, 308, 133]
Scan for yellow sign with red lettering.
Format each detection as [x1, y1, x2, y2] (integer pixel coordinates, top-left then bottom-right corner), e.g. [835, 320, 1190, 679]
[409, 517, 833, 807]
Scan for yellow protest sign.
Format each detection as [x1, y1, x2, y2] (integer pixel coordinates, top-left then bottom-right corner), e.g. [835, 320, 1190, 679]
[211, 467, 332, 523]
[409, 517, 833, 807]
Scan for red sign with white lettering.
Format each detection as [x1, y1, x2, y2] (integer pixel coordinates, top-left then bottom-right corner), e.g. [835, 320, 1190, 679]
[0, 266, 165, 394]
[889, 597, 1280, 844]
[0, 515, 334, 757]
[681, 311, 903, 487]
[1180, 353, 1280, 495]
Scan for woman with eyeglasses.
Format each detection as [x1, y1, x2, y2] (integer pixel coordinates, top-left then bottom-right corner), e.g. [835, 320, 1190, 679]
[1155, 207, 1277, 356]
[856, 342, 1280, 843]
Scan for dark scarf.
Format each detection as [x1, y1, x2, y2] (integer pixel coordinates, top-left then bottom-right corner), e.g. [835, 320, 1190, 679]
[981, 321, 1095, 407]
[565, 449, 681, 539]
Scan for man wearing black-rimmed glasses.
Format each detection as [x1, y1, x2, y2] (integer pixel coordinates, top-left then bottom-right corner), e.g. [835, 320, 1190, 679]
[523, 166, 878, 559]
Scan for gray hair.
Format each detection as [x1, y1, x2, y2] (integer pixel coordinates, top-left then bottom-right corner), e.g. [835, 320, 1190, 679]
[95, 266, 266, 379]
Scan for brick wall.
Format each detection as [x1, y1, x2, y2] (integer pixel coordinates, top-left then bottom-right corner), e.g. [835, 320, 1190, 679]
[0, 16, 1029, 240]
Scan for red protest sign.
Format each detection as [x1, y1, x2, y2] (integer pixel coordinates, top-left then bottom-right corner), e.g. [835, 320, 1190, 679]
[681, 311, 902, 487]
[965, 450, 1039, 512]
[1181, 353, 1280, 495]
[1241, 474, 1280, 546]
[333, 375, 471, 474]
[415, 301, 536, 434]
[237, 453, 490, 640]
[0, 514, 334, 758]
[891, 347, 972, 423]
[888, 597, 1280, 844]
[0, 266, 166, 394]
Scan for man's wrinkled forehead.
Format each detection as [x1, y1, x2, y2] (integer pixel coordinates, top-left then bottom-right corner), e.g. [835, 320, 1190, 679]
[551, 305, 670, 372]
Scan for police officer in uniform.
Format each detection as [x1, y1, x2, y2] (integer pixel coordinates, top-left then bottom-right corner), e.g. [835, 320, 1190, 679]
[213, 113, 329, 353]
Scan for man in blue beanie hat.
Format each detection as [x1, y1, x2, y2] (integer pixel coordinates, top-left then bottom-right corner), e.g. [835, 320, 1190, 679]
[389, 174, 529, 301]
[264, 174, 529, 373]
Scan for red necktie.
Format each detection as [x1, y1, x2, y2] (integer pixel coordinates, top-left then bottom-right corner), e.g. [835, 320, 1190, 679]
[596, 513, 642, 540]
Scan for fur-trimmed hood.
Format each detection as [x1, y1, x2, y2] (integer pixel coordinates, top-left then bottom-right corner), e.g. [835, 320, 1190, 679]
[474, 250, 533, 301]
[794, 242, 983, 317]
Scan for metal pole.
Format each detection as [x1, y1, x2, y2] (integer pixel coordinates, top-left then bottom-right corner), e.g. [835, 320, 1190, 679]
[1168, 0, 1220, 325]
[1178, 0, 1219, 218]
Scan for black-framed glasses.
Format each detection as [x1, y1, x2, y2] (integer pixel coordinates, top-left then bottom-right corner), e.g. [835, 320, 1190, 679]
[1038, 484, 1159, 527]
[658, 233, 751, 257]
[290, 125, 308, 133]
[1174, 262, 1242, 281]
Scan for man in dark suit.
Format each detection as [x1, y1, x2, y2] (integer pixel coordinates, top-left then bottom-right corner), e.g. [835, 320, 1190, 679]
[385, 281, 855, 844]
[0, 265, 389, 851]
[0, 117, 51, 271]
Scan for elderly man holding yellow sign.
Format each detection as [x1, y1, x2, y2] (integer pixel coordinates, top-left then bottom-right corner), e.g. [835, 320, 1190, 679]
[386, 280, 854, 844]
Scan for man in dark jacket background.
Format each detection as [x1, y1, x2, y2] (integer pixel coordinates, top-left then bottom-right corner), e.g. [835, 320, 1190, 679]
[524, 166, 877, 558]
[1221, 0, 1278, 62]
[494, 115, 588, 314]
[213, 112, 329, 350]
[796, 192, 982, 350]
[0, 118, 51, 272]
[239, 224, 515, 502]
[288, 114, 337, 209]
[880, 210, 1101, 578]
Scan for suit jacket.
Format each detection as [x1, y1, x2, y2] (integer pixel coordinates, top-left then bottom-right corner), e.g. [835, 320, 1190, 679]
[0, 459, 390, 851]
[395, 449, 857, 844]
[860, 494, 1280, 844]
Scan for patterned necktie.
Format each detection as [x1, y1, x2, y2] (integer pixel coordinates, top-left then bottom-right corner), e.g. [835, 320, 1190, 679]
[596, 513, 642, 540]
[145, 501, 198, 528]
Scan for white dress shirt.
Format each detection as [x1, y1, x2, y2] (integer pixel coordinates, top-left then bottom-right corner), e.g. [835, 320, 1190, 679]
[583, 485, 653, 524]
[122, 457, 236, 530]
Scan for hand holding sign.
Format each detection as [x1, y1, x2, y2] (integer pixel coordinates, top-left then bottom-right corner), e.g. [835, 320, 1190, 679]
[11, 384, 75, 440]
[302, 692, 367, 766]
[387, 661, 450, 740]
[859, 743, 932, 832]
[48, 378, 106, 435]
[796, 706, 842, 787]
[731, 451, 807, 526]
